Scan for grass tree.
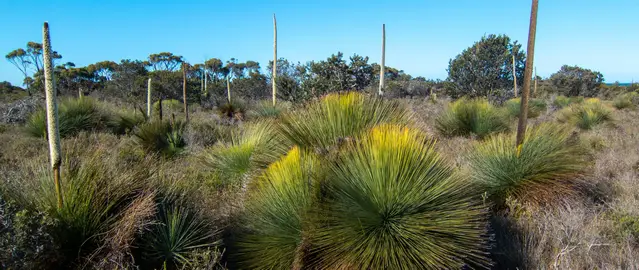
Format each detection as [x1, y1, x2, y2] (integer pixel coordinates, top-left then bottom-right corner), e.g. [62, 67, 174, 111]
[512, 54, 518, 97]
[515, 0, 539, 147]
[272, 13, 277, 106]
[147, 78, 152, 118]
[378, 24, 386, 96]
[182, 62, 189, 122]
[226, 76, 231, 103]
[43, 21, 63, 208]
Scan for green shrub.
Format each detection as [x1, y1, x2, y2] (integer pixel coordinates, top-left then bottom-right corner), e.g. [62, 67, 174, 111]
[234, 146, 318, 269]
[557, 98, 613, 130]
[311, 125, 488, 269]
[435, 98, 509, 139]
[185, 120, 233, 149]
[200, 121, 289, 186]
[0, 196, 60, 270]
[26, 97, 113, 138]
[279, 92, 411, 151]
[133, 120, 187, 157]
[612, 92, 639, 109]
[217, 99, 247, 120]
[505, 98, 547, 118]
[468, 123, 588, 207]
[553, 95, 584, 108]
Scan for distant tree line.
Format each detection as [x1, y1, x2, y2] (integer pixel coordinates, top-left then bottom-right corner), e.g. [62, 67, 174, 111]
[4, 35, 636, 105]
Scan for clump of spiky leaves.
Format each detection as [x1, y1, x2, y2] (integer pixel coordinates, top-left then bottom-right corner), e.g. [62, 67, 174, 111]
[553, 95, 584, 108]
[436, 97, 509, 139]
[613, 92, 639, 110]
[139, 202, 219, 269]
[234, 147, 318, 269]
[200, 121, 290, 186]
[557, 98, 614, 130]
[133, 120, 187, 157]
[279, 92, 411, 151]
[469, 123, 588, 208]
[249, 100, 291, 119]
[108, 108, 147, 135]
[217, 99, 247, 120]
[4, 136, 151, 266]
[26, 97, 112, 138]
[505, 98, 547, 118]
[310, 125, 489, 269]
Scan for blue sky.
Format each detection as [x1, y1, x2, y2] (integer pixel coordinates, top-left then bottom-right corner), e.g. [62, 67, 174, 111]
[1, 0, 638, 86]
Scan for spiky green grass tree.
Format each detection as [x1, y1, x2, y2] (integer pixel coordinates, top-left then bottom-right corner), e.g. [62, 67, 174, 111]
[505, 98, 547, 118]
[435, 98, 509, 139]
[279, 92, 411, 151]
[557, 98, 613, 130]
[469, 123, 588, 207]
[234, 146, 318, 269]
[309, 125, 489, 269]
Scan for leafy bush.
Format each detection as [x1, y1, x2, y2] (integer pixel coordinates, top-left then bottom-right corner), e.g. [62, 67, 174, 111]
[553, 95, 583, 108]
[234, 146, 318, 269]
[505, 98, 547, 118]
[468, 123, 588, 207]
[0, 196, 60, 270]
[217, 99, 247, 120]
[436, 97, 510, 139]
[613, 92, 639, 110]
[311, 125, 488, 269]
[279, 92, 411, 151]
[200, 121, 289, 186]
[26, 97, 113, 138]
[133, 120, 187, 157]
[557, 98, 613, 130]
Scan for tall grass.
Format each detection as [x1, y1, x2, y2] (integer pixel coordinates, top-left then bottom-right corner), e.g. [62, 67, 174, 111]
[553, 95, 584, 108]
[436, 97, 510, 139]
[505, 98, 547, 118]
[613, 92, 639, 110]
[279, 92, 411, 151]
[557, 98, 614, 130]
[469, 123, 589, 207]
[310, 125, 489, 269]
[234, 146, 318, 269]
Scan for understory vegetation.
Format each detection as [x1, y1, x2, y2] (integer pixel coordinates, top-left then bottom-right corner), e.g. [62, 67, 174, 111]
[2, 88, 639, 269]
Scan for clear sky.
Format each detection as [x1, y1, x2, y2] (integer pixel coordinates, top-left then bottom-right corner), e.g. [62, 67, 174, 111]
[1, 0, 638, 86]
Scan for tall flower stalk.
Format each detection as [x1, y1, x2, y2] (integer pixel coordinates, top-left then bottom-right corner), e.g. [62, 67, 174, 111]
[43, 22, 63, 208]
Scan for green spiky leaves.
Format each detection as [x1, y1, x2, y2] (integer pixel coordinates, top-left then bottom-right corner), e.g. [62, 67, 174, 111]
[436, 98, 509, 139]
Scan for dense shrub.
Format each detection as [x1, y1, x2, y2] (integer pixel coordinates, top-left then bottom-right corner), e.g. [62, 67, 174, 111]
[248, 100, 291, 119]
[279, 92, 411, 151]
[217, 99, 248, 120]
[557, 98, 613, 130]
[153, 99, 182, 116]
[108, 108, 147, 135]
[505, 98, 547, 118]
[436, 98, 510, 139]
[469, 123, 588, 207]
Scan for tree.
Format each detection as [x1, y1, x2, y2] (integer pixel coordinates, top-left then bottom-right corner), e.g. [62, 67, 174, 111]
[548, 65, 604, 97]
[349, 54, 373, 90]
[447, 34, 525, 98]
[6, 42, 61, 93]
[147, 52, 184, 72]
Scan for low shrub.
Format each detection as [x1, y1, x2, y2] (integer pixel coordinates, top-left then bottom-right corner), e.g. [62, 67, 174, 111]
[153, 99, 182, 116]
[505, 98, 547, 118]
[217, 99, 247, 120]
[435, 97, 509, 139]
[248, 100, 291, 119]
[468, 123, 589, 207]
[553, 95, 584, 108]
